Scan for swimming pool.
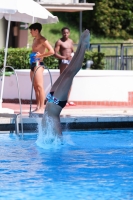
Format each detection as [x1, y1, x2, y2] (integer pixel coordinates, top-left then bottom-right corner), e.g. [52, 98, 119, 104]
[0, 129, 133, 200]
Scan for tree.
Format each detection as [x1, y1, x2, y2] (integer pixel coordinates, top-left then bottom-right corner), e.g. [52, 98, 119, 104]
[86, 0, 133, 39]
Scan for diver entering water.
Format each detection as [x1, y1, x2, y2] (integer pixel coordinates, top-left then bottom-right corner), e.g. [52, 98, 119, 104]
[41, 29, 90, 139]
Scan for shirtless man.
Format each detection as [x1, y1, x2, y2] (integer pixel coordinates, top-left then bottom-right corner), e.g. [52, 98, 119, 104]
[29, 22, 54, 113]
[54, 27, 75, 106]
[41, 29, 90, 140]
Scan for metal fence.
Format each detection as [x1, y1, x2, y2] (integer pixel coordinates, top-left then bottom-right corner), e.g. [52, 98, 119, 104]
[104, 56, 133, 70]
[90, 43, 133, 70]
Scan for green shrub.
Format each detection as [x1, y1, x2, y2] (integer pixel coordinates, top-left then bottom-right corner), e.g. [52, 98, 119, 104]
[83, 51, 105, 70]
[0, 48, 105, 70]
[0, 48, 31, 70]
[89, 0, 133, 39]
[43, 55, 59, 69]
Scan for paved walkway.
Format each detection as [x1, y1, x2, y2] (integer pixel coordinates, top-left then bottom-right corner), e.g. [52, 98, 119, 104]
[1, 102, 133, 133]
[2, 102, 133, 117]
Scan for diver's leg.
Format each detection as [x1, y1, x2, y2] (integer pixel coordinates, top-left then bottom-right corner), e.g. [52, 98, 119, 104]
[50, 30, 90, 94]
[53, 30, 90, 101]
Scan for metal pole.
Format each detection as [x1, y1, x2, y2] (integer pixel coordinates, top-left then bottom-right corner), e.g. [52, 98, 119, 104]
[79, 0, 86, 38]
[120, 43, 124, 70]
[98, 44, 100, 52]
[79, 11, 82, 38]
[115, 47, 118, 70]
[0, 15, 11, 108]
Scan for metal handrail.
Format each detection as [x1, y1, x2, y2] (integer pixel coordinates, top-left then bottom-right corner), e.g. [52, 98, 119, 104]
[0, 66, 23, 136]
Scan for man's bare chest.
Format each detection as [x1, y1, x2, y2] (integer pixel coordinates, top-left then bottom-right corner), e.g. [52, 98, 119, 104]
[60, 41, 72, 49]
[32, 40, 42, 49]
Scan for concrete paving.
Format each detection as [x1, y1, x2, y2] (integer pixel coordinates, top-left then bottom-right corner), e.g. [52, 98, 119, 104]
[1, 103, 133, 133]
[2, 102, 133, 116]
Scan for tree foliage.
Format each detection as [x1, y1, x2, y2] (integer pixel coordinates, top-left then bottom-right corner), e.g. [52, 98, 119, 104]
[83, 0, 133, 39]
[59, 0, 133, 39]
[90, 0, 133, 39]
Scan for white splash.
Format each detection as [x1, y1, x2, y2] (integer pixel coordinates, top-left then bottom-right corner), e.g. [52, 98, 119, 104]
[35, 116, 63, 149]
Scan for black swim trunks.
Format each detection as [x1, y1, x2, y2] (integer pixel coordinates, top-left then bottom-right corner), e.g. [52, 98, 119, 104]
[30, 62, 44, 71]
[46, 92, 67, 108]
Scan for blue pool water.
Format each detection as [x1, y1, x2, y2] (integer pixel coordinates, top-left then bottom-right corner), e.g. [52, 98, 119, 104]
[0, 129, 133, 200]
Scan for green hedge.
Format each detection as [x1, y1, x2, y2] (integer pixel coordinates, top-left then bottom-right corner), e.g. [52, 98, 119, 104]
[0, 48, 105, 70]
[0, 48, 31, 70]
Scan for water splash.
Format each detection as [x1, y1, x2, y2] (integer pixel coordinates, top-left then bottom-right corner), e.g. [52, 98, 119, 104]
[36, 116, 63, 149]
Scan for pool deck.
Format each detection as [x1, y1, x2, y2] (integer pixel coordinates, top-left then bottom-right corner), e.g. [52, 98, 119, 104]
[2, 102, 133, 115]
[1, 102, 133, 132]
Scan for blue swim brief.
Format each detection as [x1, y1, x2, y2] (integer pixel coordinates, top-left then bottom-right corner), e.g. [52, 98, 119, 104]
[46, 92, 67, 108]
[30, 62, 44, 71]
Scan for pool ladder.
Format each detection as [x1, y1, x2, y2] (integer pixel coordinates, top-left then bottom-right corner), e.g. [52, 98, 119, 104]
[0, 66, 23, 136]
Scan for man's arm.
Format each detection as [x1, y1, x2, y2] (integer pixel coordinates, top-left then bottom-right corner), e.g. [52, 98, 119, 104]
[36, 39, 54, 59]
[54, 41, 67, 60]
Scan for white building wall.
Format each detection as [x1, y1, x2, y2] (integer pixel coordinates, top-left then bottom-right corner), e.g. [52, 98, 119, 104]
[38, 0, 79, 3]
[0, 18, 6, 49]
[1, 69, 133, 103]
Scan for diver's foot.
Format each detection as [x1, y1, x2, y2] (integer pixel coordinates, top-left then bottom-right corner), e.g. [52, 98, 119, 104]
[78, 29, 90, 49]
[34, 108, 44, 114]
[32, 107, 39, 112]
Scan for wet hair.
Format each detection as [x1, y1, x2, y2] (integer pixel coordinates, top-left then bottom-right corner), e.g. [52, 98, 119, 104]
[61, 27, 70, 32]
[29, 22, 42, 33]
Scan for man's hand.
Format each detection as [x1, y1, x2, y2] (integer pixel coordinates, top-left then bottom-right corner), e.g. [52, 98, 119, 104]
[35, 52, 42, 59]
[66, 56, 72, 61]
[66, 52, 74, 60]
